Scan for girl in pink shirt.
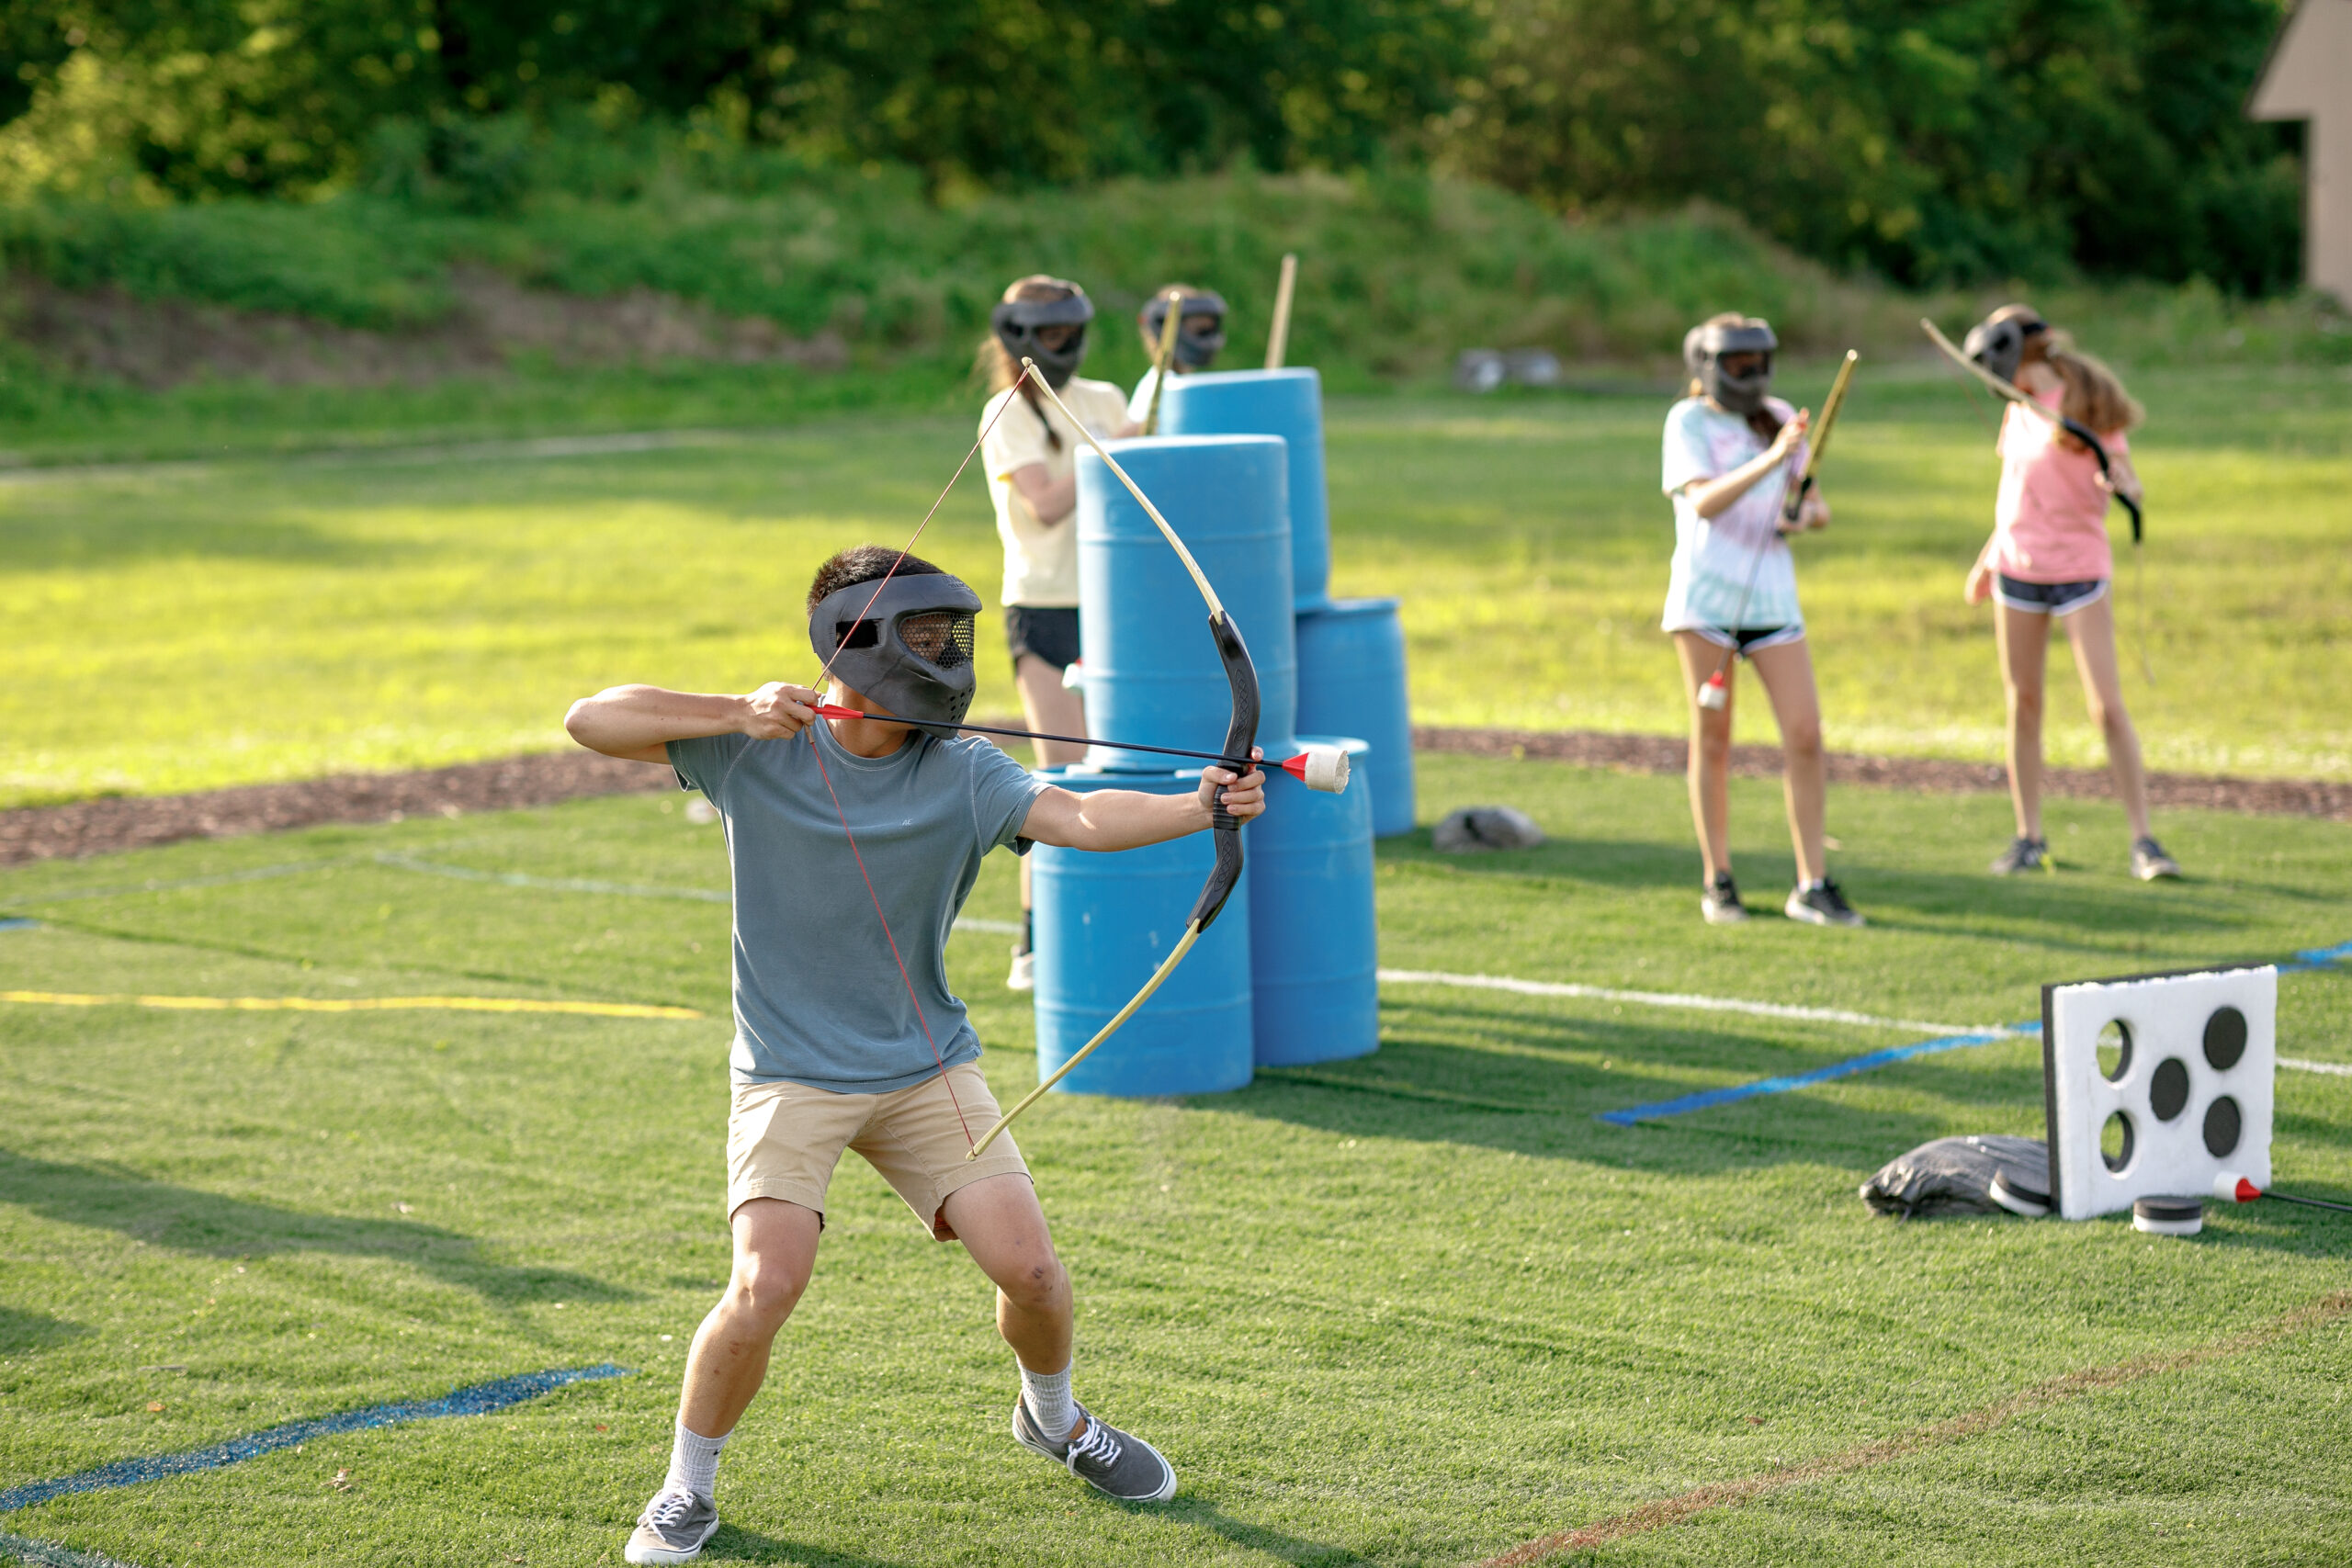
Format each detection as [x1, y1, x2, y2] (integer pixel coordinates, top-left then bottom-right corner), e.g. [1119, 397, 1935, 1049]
[1961, 305, 2179, 881]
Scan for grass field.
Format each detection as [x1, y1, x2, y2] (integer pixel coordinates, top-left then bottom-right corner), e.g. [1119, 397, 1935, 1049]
[4, 751, 2350, 1566]
[4, 360, 2346, 813]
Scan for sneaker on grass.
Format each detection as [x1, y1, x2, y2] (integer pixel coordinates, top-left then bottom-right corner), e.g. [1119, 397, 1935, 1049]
[625, 1489, 719, 1565]
[1784, 880, 1865, 927]
[1700, 871, 1747, 925]
[1006, 944, 1035, 992]
[1989, 836, 2050, 875]
[1012, 1399, 1177, 1503]
[2132, 837, 2183, 881]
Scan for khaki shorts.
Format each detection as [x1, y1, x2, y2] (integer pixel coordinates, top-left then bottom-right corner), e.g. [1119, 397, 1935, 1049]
[727, 1061, 1030, 1239]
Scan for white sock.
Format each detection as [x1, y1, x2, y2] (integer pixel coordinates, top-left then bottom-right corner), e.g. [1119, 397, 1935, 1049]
[664, 1419, 729, 1500]
[1021, 1361, 1076, 1441]
[1804, 877, 1827, 892]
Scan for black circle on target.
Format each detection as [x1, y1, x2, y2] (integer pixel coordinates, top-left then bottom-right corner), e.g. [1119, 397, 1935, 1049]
[2203, 1007, 2247, 1071]
[2203, 1095, 2243, 1158]
[2150, 1057, 2190, 1121]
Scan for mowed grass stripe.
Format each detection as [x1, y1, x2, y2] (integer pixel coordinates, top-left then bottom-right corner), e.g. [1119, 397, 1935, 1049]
[1473, 1288, 2352, 1568]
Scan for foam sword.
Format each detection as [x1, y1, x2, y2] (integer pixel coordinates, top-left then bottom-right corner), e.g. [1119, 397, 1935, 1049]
[806, 704, 1351, 793]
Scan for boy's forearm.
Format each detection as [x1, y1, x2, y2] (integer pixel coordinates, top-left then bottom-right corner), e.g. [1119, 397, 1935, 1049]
[1058, 788, 1210, 852]
[565, 685, 746, 759]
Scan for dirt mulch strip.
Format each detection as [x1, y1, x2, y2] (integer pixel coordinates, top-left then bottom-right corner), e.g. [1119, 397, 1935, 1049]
[4, 728, 2345, 868]
[1414, 726, 2352, 822]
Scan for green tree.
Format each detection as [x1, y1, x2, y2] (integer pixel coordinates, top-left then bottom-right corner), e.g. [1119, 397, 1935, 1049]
[1442, 0, 2303, 290]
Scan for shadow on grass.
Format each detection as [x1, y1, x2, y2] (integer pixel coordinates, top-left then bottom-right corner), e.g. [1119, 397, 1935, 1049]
[1220, 1001, 1977, 1172]
[1376, 833, 2262, 955]
[1163, 1495, 1373, 1565]
[701, 1524, 922, 1566]
[0, 1147, 631, 1306]
[0, 1303, 92, 1353]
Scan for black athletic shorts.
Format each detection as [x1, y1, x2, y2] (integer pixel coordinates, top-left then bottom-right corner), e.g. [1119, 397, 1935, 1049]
[1689, 625, 1804, 656]
[1003, 604, 1081, 673]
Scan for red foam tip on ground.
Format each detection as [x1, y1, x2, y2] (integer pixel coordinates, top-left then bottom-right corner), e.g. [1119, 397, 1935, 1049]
[2237, 1179, 2263, 1202]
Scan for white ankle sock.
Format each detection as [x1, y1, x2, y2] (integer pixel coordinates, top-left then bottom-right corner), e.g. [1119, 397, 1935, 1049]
[1021, 1362, 1075, 1440]
[664, 1419, 729, 1500]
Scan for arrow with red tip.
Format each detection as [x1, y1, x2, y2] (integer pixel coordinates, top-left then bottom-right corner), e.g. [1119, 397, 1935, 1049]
[2213, 1172, 2352, 1213]
[808, 705, 1351, 793]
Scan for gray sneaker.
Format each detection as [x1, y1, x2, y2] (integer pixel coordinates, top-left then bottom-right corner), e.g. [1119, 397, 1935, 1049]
[1989, 836, 2050, 875]
[2132, 837, 2182, 881]
[625, 1488, 719, 1565]
[1784, 879, 1865, 927]
[1012, 1398, 1177, 1503]
[1701, 872, 1748, 925]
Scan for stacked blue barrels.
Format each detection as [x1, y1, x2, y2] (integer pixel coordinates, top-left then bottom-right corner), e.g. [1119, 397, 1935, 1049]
[1029, 365, 1414, 1097]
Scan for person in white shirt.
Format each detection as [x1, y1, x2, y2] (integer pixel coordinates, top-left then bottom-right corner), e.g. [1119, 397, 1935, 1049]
[978, 276, 1138, 988]
[1660, 313, 1860, 929]
[1125, 285, 1229, 423]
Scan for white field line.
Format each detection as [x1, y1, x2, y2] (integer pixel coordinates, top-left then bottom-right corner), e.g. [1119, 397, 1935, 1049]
[1374, 968, 1992, 1036]
[2281, 1057, 2352, 1077]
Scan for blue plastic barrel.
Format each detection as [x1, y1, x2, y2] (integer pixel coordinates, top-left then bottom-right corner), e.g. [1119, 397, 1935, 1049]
[1248, 735, 1378, 1066]
[1295, 598, 1416, 837]
[1030, 767, 1254, 1097]
[1077, 435, 1295, 770]
[1159, 369, 1331, 613]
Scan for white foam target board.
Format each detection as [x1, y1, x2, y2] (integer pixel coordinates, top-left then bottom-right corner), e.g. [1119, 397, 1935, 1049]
[2042, 964, 2274, 1221]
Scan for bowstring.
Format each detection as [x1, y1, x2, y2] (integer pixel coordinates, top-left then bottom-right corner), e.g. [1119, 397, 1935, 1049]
[798, 357, 1043, 1152]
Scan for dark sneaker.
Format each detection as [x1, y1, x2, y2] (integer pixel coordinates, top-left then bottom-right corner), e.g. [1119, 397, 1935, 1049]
[1989, 836, 2050, 875]
[625, 1488, 719, 1565]
[2132, 837, 2182, 881]
[1785, 880, 1865, 927]
[1012, 1398, 1177, 1503]
[1700, 872, 1748, 925]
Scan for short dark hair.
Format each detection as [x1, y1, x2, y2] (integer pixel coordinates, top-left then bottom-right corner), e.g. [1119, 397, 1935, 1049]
[806, 546, 946, 612]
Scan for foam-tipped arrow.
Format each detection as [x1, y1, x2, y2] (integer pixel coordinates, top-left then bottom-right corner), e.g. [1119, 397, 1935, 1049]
[808, 705, 1350, 794]
[2211, 1171, 2352, 1213]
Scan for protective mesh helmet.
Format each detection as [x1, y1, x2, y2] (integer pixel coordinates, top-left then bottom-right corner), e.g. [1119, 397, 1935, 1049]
[807, 571, 984, 728]
[1140, 288, 1228, 370]
[1683, 318, 1779, 415]
[1962, 311, 2048, 385]
[990, 284, 1094, 389]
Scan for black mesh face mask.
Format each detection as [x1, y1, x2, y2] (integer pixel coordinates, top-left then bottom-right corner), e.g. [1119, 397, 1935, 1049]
[1683, 320, 1779, 415]
[807, 572, 984, 728]
[991, 290, 1094, 389]
[1962, 314, 2047, 385]
[1142, 289, 1228, 370]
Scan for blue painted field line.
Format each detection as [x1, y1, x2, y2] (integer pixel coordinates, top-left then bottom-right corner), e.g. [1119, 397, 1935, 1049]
[0, 1364, 628, 1514]
[1597, 939, 2350, 1126]
[1596, 1024, 2040, 1126]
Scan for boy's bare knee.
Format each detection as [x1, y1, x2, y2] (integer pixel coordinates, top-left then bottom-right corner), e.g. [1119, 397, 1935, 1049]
[729, 1256, 809, 1325]
[1782, 718, 1823, 759]
[1000, 1258, 1069, 1315]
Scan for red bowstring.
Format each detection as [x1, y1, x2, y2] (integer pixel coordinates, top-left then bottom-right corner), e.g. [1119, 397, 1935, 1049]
[805, 725, 975, 1147]
[797, 363, 1045, 1149]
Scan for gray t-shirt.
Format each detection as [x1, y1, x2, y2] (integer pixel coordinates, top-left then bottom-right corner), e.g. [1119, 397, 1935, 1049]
[669, 724, 1046, 1092]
